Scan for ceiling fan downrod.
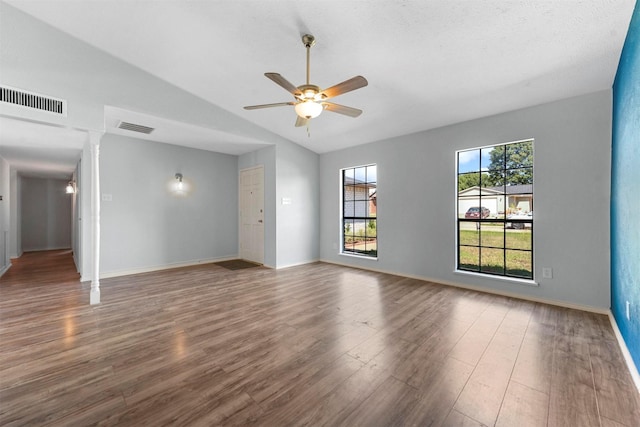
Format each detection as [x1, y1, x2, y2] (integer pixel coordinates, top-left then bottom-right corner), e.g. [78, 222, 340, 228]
[302, 34, 315, 86]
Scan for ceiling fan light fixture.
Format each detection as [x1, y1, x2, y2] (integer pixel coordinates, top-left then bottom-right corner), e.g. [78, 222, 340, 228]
[295, 100, 323, 119]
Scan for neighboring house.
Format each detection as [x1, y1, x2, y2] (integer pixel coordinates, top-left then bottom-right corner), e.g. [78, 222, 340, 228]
[458, 184, 532, 218]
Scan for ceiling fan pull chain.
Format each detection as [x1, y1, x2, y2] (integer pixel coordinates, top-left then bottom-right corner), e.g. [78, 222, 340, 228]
[307, 121, 311, 138]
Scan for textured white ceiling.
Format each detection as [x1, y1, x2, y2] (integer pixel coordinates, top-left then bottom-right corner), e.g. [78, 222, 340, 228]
[1, 0, 636, 167]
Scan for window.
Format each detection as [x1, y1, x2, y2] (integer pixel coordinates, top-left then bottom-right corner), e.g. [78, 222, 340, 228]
[342, 164, 377, 258]
[457, 140, 533, 279]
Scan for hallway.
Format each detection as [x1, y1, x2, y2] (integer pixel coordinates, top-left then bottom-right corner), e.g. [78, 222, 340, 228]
[0, 250, 80, 287]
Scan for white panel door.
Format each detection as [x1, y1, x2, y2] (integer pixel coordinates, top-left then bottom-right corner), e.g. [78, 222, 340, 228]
[239, 166, 264, 264]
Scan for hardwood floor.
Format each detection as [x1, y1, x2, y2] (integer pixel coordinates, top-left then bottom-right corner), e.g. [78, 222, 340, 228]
[1, 250, 639, 426]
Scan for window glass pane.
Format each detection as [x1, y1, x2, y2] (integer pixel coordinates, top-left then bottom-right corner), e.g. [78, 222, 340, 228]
[459, 196, 480, 219]
[458, 149, 480, 174]
[506, 141, 533, 169]
[507, 169, 533, 187]
[344, 168, 355, 185]
[459, 221, 479, 246]
[459, 246, 480, 271]
[505, 194, 533, 215]
[343, 200, 354, 217]
[344, 218, 355, 253]
[354, 167, 366, 183]
[506, 250, 532, 278]
[367, 165, 377, 184]
[366, 219, 377, 238]
[354, 201, 368, 217]
[480, 222, 504, 248]
[482, 146, 503, 171]
[349, 220, 366, 254]
[481, 171, 504, 190]
[458, 172, 480, 192]
[365, 238, 377, 257]
[344, 235, 355, 253]
[506, 227, 532, 250]
[344, 219, 354, 236]
[481, 248, 504, 274]
[351, 185, 365, 201]
[344, 185, 356, 201]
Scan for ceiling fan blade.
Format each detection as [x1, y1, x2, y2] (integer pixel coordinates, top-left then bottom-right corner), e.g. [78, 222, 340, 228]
[265, 73, 301, 97]
[295, 116, 309, 127]
[319, 76, 368, 100]
[244, 102, 295, 110]
[322, 102, 363, 118]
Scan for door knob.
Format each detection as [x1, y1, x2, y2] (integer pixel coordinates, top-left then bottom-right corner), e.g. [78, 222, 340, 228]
[258, 220, 263, 223]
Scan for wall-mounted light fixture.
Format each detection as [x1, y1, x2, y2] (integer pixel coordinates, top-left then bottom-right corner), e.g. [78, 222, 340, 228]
[175, 173, 183, 191]
[66, 181, 76, 194]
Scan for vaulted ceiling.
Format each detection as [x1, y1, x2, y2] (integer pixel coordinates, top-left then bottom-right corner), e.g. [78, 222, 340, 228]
[0, 0, 636, 177]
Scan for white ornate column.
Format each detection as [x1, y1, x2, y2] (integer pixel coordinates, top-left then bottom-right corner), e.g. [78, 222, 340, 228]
[89, 131, 102, 305]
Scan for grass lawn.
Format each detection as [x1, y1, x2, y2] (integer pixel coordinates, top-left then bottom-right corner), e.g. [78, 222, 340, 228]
[459, 229, 532, 278]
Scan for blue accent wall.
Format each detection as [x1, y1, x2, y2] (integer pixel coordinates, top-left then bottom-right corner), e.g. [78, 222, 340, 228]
[612, 1, 640, 368]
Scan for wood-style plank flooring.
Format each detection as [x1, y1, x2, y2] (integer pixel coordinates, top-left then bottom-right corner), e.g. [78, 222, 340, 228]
[1, 250, 639, 426]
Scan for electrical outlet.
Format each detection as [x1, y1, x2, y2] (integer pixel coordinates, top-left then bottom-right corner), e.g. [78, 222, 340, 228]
[627, 301, 631, 320]
[542, 267, 553, 279]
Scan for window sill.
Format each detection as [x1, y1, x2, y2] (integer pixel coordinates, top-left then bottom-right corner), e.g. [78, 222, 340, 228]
[454, 269, 539, 287]
[340, 252, 378, 261]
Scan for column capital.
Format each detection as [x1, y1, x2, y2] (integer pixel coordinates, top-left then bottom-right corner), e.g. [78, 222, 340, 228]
[88, 130, 105, 146]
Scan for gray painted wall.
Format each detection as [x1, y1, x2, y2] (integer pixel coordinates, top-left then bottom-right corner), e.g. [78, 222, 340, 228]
[320, 90, 612, 310]
[239, 141, 320, 269]
[100, 134, 238, 276]
[21, 177, 72, 252]
[275, 142, 320, 268]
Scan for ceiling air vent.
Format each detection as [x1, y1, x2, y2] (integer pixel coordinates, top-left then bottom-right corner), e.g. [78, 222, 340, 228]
[117, 121, 155, 134]
[0, 85, 67, 116]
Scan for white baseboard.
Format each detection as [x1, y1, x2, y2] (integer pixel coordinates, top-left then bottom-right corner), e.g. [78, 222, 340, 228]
[22, 246, 71, 252]
[0, 262, 11, 278]
[608, 311, 640, 394]
[319, 258, 609, 315]
[276, 258, 320, 270]
[99, 255, 239, 280]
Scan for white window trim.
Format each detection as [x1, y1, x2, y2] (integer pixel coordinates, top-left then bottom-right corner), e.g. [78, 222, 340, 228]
[339, 163, 378, 260]
[454, 138, 535, 281]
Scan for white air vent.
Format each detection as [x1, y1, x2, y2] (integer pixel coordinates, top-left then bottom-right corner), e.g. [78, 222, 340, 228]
[0, 85, 67, 116]
[117, 121, 155, 134]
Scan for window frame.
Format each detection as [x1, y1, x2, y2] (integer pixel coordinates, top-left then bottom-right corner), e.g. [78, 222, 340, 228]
[455, 139, 535, 283]
[340, 163, 378, 260]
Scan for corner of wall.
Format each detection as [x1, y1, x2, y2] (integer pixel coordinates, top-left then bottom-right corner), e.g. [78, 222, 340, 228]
[611, 0, 640, 374]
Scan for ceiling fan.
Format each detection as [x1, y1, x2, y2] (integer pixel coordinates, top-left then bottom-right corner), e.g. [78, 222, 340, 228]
[244, 34, 368, 128]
